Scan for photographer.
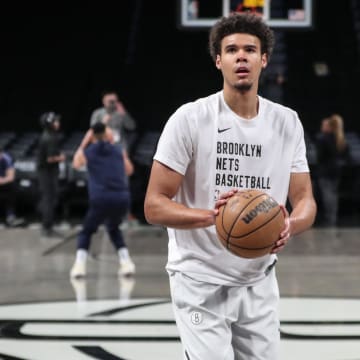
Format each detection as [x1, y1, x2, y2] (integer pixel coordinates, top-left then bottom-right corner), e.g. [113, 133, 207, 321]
[90, 90, 136, 152]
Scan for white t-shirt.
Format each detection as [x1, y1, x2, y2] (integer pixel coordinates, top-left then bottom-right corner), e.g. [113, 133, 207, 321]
[154, 91, 309, 286]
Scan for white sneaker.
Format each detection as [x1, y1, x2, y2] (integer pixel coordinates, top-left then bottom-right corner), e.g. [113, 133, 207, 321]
[118, 258, 136, 276]
[70, 278, 87, 302]
[119, 276, 136, 300]
[70, 261, 86, 278]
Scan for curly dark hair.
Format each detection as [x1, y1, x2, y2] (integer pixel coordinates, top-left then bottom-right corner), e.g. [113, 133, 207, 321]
[209, 12, 275, 63]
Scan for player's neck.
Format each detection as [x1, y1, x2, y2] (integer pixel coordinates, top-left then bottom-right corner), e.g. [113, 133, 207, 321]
[223, 88, 259, 120]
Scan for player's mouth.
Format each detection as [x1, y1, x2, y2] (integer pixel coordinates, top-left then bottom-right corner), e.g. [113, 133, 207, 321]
[235, 66, 250, 77]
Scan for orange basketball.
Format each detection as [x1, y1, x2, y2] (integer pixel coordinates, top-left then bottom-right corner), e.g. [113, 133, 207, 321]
[215, 189, 285, 258]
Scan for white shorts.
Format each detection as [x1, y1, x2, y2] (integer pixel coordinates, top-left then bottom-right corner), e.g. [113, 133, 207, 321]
[169, 268, 280, 360]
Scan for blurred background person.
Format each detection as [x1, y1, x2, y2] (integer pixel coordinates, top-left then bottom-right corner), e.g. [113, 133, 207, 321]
[89, 90, 138, 223]
[90, 90, 137, 153]
[70, 122, 135, 279]
[36, 112, 65, 237]
[315, 113, 349, 227]
[259, 67, 286, 104]
[0, 147, 25, 227]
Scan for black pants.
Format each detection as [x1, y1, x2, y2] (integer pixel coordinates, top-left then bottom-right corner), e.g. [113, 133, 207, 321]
[0, 182, 16, 218]
[317, 176, 340, 226]
[38, 168, 59, 230]
[77, 195, 130, 251]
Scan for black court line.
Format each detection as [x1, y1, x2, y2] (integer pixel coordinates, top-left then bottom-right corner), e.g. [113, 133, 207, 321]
[0, 320, 180, 342]
[73, 346, 126, 360]
[0, 353, 26, 360]
[42, 229, 105, 257]
[2, 319, 360, 341]
[41, 231, 78, 256]
[87, 300, 170, 317]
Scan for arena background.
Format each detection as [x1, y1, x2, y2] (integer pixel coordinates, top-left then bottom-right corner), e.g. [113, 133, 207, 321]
[0, 1, 359, 133]
[0, 1, 359, 224]
[1, 2, 360, 359]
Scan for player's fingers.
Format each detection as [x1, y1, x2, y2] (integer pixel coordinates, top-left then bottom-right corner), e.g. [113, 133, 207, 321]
[279, 204, 289, 218]
[214, 198, 227, 209]
[271, 244, 285, 254]
[218, 188, 238, 200]
[271, 236, 289, 253]
[279, 205, 291, 237]
[280, 219, 291, 238]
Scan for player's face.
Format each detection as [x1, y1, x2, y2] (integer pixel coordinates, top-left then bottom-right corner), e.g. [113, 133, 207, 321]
[216, 33, 267, 92]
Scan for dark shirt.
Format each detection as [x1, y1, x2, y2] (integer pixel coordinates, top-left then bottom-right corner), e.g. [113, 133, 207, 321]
[316, 133, 348, 178]
[0, 152, 13, 178]
[36, 130, 62, 170]
[84, 141, 130, 202]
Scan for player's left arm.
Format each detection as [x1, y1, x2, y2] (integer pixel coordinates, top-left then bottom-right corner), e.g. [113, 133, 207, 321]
[272, 172, 317, 253]
[287, 172, 317, 235]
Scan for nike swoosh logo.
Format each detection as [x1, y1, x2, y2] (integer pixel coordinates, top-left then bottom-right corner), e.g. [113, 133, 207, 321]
[218, 127, 231, 133]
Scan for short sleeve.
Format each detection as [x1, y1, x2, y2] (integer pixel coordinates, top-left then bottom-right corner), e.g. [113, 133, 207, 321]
[291, 116, 310, 173]
[153, 106, 194, 175]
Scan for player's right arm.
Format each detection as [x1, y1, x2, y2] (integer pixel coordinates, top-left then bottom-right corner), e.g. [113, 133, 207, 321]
[144, 160, 217, 229]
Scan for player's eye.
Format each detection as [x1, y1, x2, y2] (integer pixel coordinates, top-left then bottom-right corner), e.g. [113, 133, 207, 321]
[225, 46, 237, 53]
[245, 46, 256, 53]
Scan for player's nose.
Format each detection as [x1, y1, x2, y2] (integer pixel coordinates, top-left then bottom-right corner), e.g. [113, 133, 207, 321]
[236, 51, 248, 62]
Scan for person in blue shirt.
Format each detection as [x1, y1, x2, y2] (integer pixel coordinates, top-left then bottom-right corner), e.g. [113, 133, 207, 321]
[70, 122, 135, 278]
[0, 148, 25, 227]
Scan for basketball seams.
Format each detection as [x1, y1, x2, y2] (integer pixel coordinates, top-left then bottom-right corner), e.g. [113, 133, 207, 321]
[229, 208, 283, 240]
[221, 198, 230, 249]
[229, 242, 274, 250]
[215, 190, 284, 257]
[219, 192, 269, 248]
[219, 203, 231, 249]
[226, 193, 268, 238]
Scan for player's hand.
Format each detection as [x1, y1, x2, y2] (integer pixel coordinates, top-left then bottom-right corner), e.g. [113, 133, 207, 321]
[214, 189, 239, 211]
[271, 205, 291, 254]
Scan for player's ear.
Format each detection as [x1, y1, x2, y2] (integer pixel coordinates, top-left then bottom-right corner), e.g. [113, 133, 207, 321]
[215, 54, 222, 70]
[261, 53, 268, 69]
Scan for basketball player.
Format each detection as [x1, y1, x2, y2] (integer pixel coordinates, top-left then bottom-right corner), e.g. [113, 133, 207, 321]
[144, 13, 317, 360]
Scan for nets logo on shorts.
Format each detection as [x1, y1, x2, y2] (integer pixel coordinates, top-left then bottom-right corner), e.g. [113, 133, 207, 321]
[190, 311, 202, 325]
